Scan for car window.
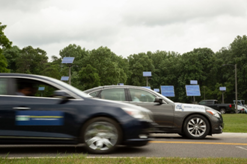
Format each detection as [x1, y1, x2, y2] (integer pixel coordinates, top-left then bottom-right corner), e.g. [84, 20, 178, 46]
[129, 89, 156, 102]
[100, 88, 126, 101]
[206, 101, 214, 105]
[199, 101, 206, 105]
[15, 78, 60, 98]
[0, 78, 7, 95]
[89, 91, 100, 97]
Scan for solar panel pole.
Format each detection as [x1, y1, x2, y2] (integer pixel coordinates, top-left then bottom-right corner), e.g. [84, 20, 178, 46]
[69, 65, 71, 85]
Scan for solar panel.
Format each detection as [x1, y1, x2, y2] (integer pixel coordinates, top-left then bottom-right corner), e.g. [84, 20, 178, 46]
[219, 87, 226, 91]
[142, 86, 151, 89]
[190, 80, 198, 85]
[154, 88, 160, 92]
[62, 57, 75, 64]
[185, 85, 201, 96]
[38, 87, 45, 91]
[143, 72, 152, 77]
[161, 85, 175, 97]
[61, 76, 69, 81]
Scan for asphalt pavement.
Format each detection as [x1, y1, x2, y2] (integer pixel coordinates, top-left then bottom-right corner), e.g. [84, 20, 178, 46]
[0, 133, 247, 158]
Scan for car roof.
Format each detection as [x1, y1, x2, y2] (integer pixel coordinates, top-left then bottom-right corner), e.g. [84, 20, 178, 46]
[0, 73, 49, 79]
[84, 85, 152, 92]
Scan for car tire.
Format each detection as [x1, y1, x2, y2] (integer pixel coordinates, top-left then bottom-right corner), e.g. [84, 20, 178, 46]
[219, 108, 226, 114]
[81, 117, 122, 154]
[183, 115, 209, 139]
[178, 133, 187, 138]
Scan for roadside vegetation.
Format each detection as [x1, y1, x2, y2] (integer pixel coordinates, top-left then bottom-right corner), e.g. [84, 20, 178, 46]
[1, 22, 247, 104]
[222, 114, 247, 132]
[1, 156, 247, 164]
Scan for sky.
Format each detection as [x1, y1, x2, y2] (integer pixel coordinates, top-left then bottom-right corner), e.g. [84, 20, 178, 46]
[1, 0, 247, 59]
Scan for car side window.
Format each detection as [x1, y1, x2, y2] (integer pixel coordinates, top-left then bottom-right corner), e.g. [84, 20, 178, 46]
[15, 78, 60, 98]
[129, 89, 156, 102]
[89, 91, 100, 97]
[199, 101, 206, 105]
[100, 88, 126, 101]
[0, 78, 7, 95]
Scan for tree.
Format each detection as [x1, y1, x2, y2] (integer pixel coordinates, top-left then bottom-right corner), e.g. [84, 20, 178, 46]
[77, 64, 100, 90]
[16, 46, 48, 74]
[127, 52, 155, 86]
[0, 22, 12, 72]
[81, 46, 127, 85]
[3, 45, 21, 72]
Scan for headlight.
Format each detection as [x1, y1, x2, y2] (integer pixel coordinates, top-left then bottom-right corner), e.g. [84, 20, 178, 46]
[206, 109, 220, 118]
[121, 107, 152, 121]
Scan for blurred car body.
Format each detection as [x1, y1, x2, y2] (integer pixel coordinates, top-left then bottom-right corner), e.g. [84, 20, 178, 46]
[0, 73, 155, 154]
[84, 85, 224, 139]
[237, 105, 247, 113]
[198, 100, 234, 114]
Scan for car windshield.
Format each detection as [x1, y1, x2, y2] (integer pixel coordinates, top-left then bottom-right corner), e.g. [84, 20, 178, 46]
[155, 92, 174, 104]
[143, 88, 174, 104]
[45, 76, 92, 98]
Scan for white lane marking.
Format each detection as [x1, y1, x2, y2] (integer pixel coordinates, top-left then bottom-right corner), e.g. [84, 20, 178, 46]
[236, 146, 247, 151]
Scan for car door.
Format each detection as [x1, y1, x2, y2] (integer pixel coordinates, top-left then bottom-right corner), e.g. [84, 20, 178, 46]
[0, 77, 79, 142]
[127, 88, 174, 131]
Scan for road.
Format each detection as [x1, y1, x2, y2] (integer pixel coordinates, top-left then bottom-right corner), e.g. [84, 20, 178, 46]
[1, 133, 247, 158]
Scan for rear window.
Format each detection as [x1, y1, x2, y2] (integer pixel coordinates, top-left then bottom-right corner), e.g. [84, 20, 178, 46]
[0, 78, 7, 95]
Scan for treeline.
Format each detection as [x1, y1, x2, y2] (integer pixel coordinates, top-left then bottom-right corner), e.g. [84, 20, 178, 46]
[1, 22, 247, 103]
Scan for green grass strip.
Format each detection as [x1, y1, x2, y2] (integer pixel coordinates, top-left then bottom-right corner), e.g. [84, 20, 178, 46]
[1, 156, 247, 164]
[222, 114, 247, 132]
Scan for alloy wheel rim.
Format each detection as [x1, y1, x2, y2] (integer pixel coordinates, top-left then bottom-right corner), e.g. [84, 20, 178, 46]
[187, 118, 206, 137]
[85, 121, 118, 151]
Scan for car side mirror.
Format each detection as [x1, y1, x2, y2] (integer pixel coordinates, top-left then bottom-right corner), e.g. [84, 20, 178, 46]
[53, 90, 73, 103]
[154, 97, 163, 104]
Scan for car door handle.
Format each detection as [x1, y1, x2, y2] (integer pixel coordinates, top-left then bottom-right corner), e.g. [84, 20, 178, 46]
[13, 107, 30, 110]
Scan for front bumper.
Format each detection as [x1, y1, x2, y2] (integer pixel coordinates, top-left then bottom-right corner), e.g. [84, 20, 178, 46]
[211, 114, 224, 134]
[123, 120, 157, 146]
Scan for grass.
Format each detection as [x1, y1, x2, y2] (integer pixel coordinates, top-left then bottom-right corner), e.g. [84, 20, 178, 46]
[1, 156, 247, 164]
[222, 114, 247, 132]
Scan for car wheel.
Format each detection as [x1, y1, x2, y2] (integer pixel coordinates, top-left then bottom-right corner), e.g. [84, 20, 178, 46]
[82, 117, 122, 154]
[220, 108, 226, 114]
[183, 115, 209, 139]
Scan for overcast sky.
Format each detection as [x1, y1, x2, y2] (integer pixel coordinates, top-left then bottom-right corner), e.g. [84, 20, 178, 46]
[1, 0, 247, 59]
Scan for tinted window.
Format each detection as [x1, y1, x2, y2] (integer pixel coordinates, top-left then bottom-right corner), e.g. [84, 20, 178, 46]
[129, 89, 155, 102]
[15, 78, 60, 98]
[206, 101, 214, 105]
[89, 91, 100, 97]
[199, 101, 206, 105]
[100, 88, 126, 101]
[0, 78, 7, 95]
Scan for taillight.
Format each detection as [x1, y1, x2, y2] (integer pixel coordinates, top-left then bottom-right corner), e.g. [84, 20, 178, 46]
[229, 104, 232, 108]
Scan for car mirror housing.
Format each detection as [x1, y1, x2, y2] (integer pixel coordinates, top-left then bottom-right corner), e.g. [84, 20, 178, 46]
[53, 90, 73, 103]
[154, 97, 163, 104]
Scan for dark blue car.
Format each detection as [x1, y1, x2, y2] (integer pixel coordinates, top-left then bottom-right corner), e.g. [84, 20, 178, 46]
[0, 73, 154, 154]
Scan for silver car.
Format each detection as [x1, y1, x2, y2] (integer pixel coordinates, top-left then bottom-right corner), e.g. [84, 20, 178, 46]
[84, 85, 224, 139]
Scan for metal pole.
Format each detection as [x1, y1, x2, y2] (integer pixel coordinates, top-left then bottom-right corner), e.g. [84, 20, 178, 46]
[146, 77, 148, 86]
[235, 64, 238, 113]
[222, 92, 224, 104]
[69, 66, 71, 85]
[204, 86, 205, 99]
